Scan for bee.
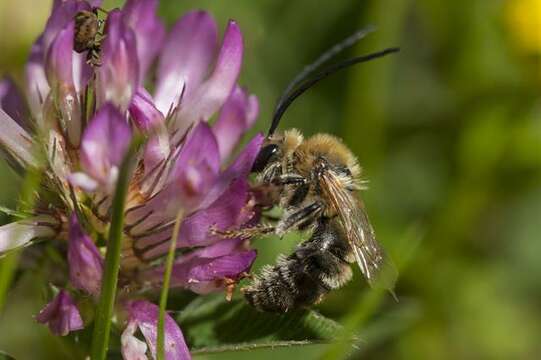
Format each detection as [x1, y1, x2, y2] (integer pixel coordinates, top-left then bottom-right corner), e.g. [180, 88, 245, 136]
[74, 8, 105, 66]
[240, 28, 400, 312]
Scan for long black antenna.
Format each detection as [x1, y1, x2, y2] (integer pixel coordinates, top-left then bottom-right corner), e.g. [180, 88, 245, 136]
[268, 28, 399, 136]
[276, 27, 376, 112]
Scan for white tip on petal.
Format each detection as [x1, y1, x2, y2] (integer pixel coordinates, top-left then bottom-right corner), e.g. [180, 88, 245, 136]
[121, 321, 150, 360]
[0, 108, 38, 168]
[68, 172, 99, 192]
[0, 216, 58, 254]
[25, 38, 50, 122]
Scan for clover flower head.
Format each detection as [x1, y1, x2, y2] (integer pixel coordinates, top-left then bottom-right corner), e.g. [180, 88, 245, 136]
[0, 0, 262, 357]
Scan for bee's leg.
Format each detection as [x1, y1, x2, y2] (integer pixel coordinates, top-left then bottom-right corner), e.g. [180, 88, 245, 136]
[86, 46, 102, 66]
[276, 202, 323, 236]
[222, 272, 252, 301]
[288, 182, 310, 207]
[210, 224, 275, 239]
[261, 162, 282, 183]
[258, 172, 308, 206]
[271, 174, 307, 186]
[223, 278, 237, 301]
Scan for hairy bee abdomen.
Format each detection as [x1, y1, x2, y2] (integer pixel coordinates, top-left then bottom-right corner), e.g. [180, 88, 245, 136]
[244, 219, 353, 312]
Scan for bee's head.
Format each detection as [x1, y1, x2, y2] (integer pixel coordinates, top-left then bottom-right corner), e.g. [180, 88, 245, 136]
[251, 129, 303, 173]
[251, 142, 281, 173]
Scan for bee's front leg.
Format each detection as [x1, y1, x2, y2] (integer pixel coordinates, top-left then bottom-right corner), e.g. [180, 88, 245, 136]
[271, 174, 307, 186]
[276, 201, 323, 237]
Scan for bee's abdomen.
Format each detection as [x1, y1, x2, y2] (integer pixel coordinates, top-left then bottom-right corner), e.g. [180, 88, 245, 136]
[244, 255, 326, 312]
[244, 219, 353, 312]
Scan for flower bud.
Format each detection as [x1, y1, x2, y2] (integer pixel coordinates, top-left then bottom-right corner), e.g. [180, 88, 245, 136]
[36, 290, 83, 336]
[68, 214, 103, 296]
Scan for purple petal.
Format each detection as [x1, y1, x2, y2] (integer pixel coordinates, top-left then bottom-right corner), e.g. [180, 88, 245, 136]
[127, 123, 221, 250]
[0, 216, 57, 254]
[0, 77, 30, 131]
[169, 121, 220, 180]
[42, 0, 91, 53]
[141, 238, 256, 293]
[222, 133, 264, 179]
[36, 290, 83, 336]
[68, 214, 103, 296]
[80, 103, 132, 189]
[0, 108, 38, 168]
[138, 179, 254, 260]
[25, 37, 50, 121]
[53, 0, 102, 9]
[97, 10, 139, 111]
[129, 88, 165, 132]
[45, 22, 75, 91]
[122, 0, 166, 80]
[155, 11, 218, 115]
[173, 20, 244, 139]
[185, 250, 257, 283]
[141, 133, 170, 185]
[45, 21, 84, 147]
[129, 127, 257, 250]
[72, 51, 93, 94]
[178, 179, 253, 247]
[43, 1, 93, 93]
[27, 0, 90, 120]
[129, 88, 171, 181]
[124, 300, 191, 360]
[168, 239, 257, 292]
[198, 133, 264, 209]
[213, 86, 259, 161]
[166, 121, 220, 208]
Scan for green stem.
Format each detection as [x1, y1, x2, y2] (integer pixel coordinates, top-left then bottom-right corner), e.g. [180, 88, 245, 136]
[90, 138, 141, 360]
[157, 209, 185, 360]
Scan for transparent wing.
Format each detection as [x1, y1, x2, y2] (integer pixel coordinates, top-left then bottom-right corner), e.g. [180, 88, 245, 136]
[320, 170, 398, 292]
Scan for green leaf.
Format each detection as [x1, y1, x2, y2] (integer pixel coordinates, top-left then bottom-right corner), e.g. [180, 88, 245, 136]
[192, 340, 325, 355]
[0, 206, 29, 219]
[0, 351, 15, 360]
[176, 295, 345, 351]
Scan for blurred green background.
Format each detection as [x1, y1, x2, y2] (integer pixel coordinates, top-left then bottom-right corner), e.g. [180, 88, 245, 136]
[1, 0, 540, 359]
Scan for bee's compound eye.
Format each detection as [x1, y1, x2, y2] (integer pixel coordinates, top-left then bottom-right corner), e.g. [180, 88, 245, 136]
[251, 144, 280, 173]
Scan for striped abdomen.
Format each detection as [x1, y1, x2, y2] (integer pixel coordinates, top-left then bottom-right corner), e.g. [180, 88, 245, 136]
[244, 218, 353, 312]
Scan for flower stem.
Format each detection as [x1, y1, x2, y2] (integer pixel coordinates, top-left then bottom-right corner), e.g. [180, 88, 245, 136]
[157, 209, 185, 360]
[90, 137, 142, 360]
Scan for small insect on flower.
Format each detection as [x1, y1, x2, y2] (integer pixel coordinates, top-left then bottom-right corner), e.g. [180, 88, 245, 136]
[233, 27, 400, 312]
[74, 8, 105, 66]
